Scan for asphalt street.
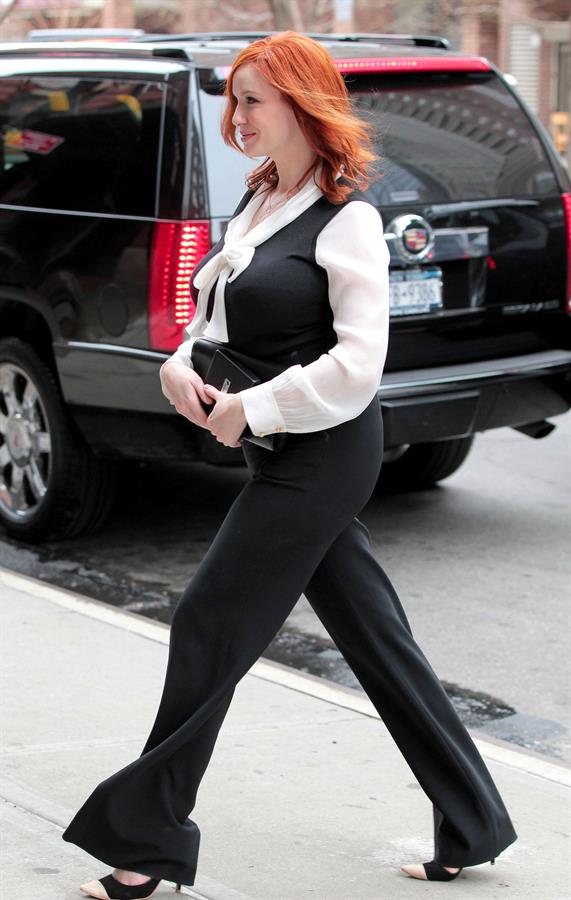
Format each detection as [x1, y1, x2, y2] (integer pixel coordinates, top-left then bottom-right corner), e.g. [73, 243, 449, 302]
[1, 413, 569, 763]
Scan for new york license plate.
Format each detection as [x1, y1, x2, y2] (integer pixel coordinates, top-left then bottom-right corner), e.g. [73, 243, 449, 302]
[389, 266, 443, 316]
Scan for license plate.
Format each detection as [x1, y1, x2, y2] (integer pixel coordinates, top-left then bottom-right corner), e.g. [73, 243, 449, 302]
[389, 266, 443, 316]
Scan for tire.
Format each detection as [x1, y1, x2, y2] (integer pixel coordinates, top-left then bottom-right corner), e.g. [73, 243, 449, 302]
[0, 337, 117, 542]
[377, 435, 475, 492]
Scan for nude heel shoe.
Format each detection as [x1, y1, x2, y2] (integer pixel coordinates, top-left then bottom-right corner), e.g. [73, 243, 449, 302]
[400, 857, 496, 881]
[80, 874, 163, 899]
[80, 873, 185, 898]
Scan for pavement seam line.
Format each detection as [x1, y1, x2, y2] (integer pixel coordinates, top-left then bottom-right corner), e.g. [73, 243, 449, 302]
[0, 716, 366, 758]
[3, 565, 570, 789]
[1, 793, 66, 831]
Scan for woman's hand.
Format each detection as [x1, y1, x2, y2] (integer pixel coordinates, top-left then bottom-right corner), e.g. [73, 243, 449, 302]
[203, 384, 248, 448]
[160, 360, 211, 429]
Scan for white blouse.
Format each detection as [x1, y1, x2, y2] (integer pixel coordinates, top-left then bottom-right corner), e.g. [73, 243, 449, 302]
[163, 176, 390, 437]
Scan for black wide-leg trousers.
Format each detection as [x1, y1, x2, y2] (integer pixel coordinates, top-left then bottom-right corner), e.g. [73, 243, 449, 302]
[62, 396, 517, 885]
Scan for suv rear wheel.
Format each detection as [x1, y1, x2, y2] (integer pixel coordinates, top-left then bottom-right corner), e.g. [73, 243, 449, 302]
[0, 338, 117, 542]
[377, 436, 475, 491]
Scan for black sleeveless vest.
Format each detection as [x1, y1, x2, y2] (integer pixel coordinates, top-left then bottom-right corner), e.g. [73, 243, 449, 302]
[189, 180, 373, 370]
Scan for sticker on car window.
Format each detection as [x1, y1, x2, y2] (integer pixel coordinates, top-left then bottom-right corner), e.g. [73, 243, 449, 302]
[3, 128, 65, 155]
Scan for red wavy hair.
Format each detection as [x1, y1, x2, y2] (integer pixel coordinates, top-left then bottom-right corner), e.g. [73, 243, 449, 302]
[220, 31, 380, 204]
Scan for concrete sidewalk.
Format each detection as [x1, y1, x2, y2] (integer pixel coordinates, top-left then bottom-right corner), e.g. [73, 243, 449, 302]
[1, 567, 569, 900]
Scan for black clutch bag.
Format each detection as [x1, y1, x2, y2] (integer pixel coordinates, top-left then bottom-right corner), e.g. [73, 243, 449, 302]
[190, 337, 287, 452]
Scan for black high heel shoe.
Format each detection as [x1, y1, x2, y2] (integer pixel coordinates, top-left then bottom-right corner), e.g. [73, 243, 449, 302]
[401, 857, 496, 881]
[80, 874, 183, 898]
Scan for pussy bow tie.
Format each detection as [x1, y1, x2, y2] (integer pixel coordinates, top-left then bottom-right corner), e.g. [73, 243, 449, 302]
[191, 176, 324, 342]
[193, 240, 255, 293]
[192, 223, 257, 342]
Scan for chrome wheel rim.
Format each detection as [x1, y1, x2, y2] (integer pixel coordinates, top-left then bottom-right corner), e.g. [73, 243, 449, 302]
[0, 363, 52, 523]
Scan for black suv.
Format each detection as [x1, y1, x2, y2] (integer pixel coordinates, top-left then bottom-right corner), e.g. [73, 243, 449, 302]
[1, 31, 570, 542]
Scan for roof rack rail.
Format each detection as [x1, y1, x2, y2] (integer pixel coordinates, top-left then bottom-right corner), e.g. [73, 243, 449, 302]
[140, 31, 450, 50]
[0, 42, 156, 59]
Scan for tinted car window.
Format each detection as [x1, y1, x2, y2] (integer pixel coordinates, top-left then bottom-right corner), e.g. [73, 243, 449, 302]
[198, 69, 557, 213]
[0, 76, 164, 216]
[353, 71, 558, 204]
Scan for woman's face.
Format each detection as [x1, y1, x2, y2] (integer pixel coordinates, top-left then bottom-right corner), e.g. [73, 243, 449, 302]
[231, 63, 302, 161]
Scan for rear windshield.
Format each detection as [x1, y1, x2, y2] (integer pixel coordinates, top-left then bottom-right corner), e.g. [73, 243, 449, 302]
[199, 69, 558, 216]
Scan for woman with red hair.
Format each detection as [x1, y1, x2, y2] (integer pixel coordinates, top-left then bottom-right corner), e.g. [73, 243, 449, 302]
[64, 31, 517, 898]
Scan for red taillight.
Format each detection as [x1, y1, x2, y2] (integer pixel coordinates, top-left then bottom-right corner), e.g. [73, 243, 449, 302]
[148, 220, 211, 351]
[334, 56, 491, 74]
[562, 193, 571, 315]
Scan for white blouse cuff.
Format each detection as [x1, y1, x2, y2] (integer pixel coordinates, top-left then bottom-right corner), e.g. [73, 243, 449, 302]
[239, 381, 288, 437]
[165, 340, 196, 370]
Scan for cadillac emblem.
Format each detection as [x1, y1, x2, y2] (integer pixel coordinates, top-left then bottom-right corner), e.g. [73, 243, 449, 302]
[386, 214, 435, 263]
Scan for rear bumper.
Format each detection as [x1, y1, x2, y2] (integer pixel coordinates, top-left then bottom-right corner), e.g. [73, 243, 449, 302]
[378, 349, 571, 446]
[56, 343, 571, 456]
